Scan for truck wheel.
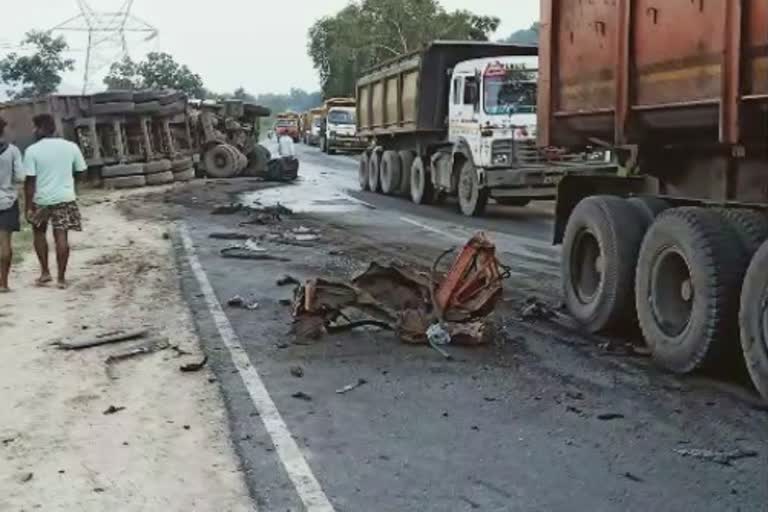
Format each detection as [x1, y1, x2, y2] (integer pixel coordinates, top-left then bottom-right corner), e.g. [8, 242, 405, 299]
[636, 207, 750, 374]
[146, 170, 174, 186]
[496, 198, 531, 207]
[102, 163, 145, 178]
[103, 175, 147, 189]
[628, 197, 670, 224]
[359, 153, 370, 191]
[398, 151, 414, 197]
[380, 150, 402, 195]
[457, 160, 488, 216]
[562, 196, 649, 333]
[368, 152, 382, 192]
[204, 145, 238, 178]
[410, 156, 434, 204]
[144, 159, 172, 174]
[717, 208, 768, 256]
[739, 240, 768, 400]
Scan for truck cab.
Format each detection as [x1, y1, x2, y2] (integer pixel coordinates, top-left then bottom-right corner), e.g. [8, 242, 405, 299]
[320, 99, 367, 154]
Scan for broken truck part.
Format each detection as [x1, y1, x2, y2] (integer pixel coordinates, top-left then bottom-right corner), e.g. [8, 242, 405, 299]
[291, 233, 506, 346]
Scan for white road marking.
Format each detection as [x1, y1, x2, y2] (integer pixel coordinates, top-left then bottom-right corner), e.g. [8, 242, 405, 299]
[399, 216, 467, 243]
[179, 224, 335, 512]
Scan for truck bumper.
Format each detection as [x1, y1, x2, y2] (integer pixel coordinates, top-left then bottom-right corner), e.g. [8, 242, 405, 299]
[329, 137, 367, 151]
[482, 164, 619, 200]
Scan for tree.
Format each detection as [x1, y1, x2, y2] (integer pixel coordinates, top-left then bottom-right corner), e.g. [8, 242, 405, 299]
[103, 52, 204, 97]
[308, 0, 500, 97]
[0, 31, 75, 99]
[504, 22, 541, 46]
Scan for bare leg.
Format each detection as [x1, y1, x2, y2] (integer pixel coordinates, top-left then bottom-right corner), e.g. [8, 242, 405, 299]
[53, 229, 70, 288]
[0, 231, 11, 291]
[33, 225, 52, 285]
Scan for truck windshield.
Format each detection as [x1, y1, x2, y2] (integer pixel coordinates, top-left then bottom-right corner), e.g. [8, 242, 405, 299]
[484, 75, 537, 115]
[328, 110, 355, 125]
[276, 119, 296, 127]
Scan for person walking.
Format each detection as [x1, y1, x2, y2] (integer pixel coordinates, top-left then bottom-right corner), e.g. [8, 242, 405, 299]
[0, 117, 25, 293]
[24, 114, 88, 289]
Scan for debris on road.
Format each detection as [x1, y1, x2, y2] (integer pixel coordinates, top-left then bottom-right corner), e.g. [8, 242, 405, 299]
[623, 472, 644, 483]
[291, 392, 313, 401]
[209, 232, 251, 240]
[103, 405, 126, 415]
[220, 245, 291, 262]
[19, 472, 34, 483]
[277, 275, 300, 287]
[105, 338, 171, 378]
[291, 232, 506, 346]
[520, 298, 556, 321]
[596, 413, 625, 421]
[211, 203, 244, 215]
[227, 295, 260, 310]
[54, 328, 149, 350]
[673, 448, 758, 466]
[290, 366, 305, 378]
[336, 378, 368, 394]
[180, 357, 209, 373]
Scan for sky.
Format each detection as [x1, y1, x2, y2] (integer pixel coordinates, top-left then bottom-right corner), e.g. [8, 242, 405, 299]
[1, 0, 539, 96]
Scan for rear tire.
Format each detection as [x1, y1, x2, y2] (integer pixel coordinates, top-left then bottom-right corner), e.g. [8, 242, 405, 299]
[103, 175, 146, 189]
[398, 151, 414, 197]
[636, 207, 750, 374]
[368, 151, 382, 192]
[146, 170, 174, 186]
[717, 208, 768, 256]
[739, 240, 768, 401]
[102, 163, 145, 178]
[359, 153, 370, 191]
[457, 160, 488, 217]
[562, 196, 649, 333]
[628, 197, 670, 224]
[144, 159, 172, 174]
[173, 168, 196, 182]
[410, 156, 433, 205]
[380, 150, 402, 195]
[204, 145, 239, 178]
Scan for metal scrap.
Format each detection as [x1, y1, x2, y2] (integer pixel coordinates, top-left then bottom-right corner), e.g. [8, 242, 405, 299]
[673, 448, 758, 466]
[336, 378, 368, 394]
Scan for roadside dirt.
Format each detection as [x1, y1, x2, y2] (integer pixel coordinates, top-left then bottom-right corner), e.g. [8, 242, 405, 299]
[0, 187, 252, 511]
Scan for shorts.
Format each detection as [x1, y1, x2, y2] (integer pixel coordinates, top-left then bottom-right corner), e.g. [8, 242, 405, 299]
[0, 201, 21, 232]
[31, 202, 83, 232]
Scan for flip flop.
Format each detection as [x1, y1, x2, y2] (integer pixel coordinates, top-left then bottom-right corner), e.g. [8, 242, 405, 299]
[35, 276, 53, 287]
[0, 287, 10, 294]
[57, 281, 69, 290]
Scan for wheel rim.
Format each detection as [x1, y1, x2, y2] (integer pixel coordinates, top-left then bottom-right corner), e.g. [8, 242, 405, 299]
[571, 229, 602, 304]
[650, 248, 694, 338]
[214, 151, 229, 169]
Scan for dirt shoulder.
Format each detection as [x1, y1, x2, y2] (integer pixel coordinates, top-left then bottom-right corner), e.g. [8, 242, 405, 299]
[0, 187, 252, 511]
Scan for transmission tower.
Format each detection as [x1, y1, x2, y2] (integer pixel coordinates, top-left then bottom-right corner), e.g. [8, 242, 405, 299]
[51, 0, 158, 94]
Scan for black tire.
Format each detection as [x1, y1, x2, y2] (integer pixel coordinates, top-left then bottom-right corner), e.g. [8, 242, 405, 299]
[103, 175, 146, 189]
[368, 151, 382, 192]
[144, 159, 172, 174]
[134, 100, 162, 114]
[89, 101, 135, 116]
[410, 156, 433, 205]
[628, 196, 670, 224]
[359, 153, 370, 191]
[717, 208, 768, 256]
[158, 101, 185, 117]
[101, 163, 145, 178]
[173, 168, 196, 182]
[636, 207, 750, 374]
[204, 145, 239, 178]
[146, 170, 174, 186]
[93, 90, 134, 104]
[158, 91, 186, 105]
[171, 157, 194, 171]
[398, 151, 414, 197]
[457, 160, 488, 217]
[739, 240, 768, 400]
[245, 145, 270, 176]
[327, 147, 337, 155]
[496, 198, 531, 207]
[379, 150, 402, 195]
[562, 196, 650, 333]
[134, 90, 164, 103]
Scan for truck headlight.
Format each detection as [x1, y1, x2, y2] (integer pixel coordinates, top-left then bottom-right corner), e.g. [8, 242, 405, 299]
[492, 153, 510, 166]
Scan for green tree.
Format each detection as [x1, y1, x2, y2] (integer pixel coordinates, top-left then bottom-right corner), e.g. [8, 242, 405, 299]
[0, 31, 75, 99]
[103, 52, 204, 97]
[308, 0, 500, 97]
[104, 56, 141, 90]
[504, 22, 541, 46]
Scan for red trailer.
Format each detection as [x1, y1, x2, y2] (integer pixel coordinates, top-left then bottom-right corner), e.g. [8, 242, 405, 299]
[540, 0, 768, 399]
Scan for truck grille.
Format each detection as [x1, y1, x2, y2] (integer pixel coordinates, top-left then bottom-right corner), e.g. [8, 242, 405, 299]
[494, 139, 608, 167]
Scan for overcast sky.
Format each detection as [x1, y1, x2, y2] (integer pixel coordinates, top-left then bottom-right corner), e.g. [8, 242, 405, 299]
[2, 0, 539, 96]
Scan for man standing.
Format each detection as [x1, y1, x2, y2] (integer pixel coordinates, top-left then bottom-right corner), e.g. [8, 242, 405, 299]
[0, 117, 25, 293]
[24, 114, 88, 289]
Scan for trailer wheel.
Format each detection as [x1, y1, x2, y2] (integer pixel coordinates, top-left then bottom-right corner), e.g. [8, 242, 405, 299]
[368, 151, 382, 192]
[739, 240, 768, 400]
[716, 208, 768, 256]
[562, 196, 648, 333]
[359, 153, 370, 191]
[628, 197, 670, 224]
[410, 156, 434, 204]
[380, 150, 402, 195]
[636, 207, 749, 374]
[103, 175, 147, 189]
[146, 170, 175, 186]
[101, 163, 145, 179]
[398, 151, 414, 197]
[204, 145, 239, 178]
[457, 160, 488, 216]
[144, 159, 172, 174]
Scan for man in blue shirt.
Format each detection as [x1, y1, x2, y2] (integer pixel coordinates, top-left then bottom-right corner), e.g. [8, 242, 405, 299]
[24, 114, 88, 289]
[0, 116, 25, 292]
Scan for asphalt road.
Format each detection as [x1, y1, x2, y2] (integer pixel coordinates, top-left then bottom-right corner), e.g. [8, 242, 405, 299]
[170, 144, 768, 512]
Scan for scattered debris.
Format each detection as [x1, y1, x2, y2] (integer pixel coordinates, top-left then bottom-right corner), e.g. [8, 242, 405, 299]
[211, 203, 243, 215]
[673, 448, 758, 466]
[19, 472, 34, 483]
[290, 366, 305, 378]
[209, 232, 251, 240]
[183, 425, 191, 430]
[566, 406, 583, 415]
[597, 413, 625, 421]
[54, 329, 149, 350]
[291, 392, 313, 401]
[93, 487, 106, 493]
[520, 298, 556, 321]
[171, 345, 193, 357]
[180, 357, 208, 373]
[103, 405, 126, 415]
[566, 391, 585, 400]
[623, 472, 644, 483]
[2, 436, 16, 446]
[221, 246, 291, 262]
[336, 378, 368, 394]
[227, 295, 260, 310]
[279, 299, 293, 306]
[277, 275, 300, 287]
[105, 338, 170, 367]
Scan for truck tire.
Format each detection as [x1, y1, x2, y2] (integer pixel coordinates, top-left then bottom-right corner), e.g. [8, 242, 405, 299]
[88, 101, 135, 116]
[410, 156, 433, 204]
[144, 159, 172, 174]
[93, 90, 134, 104]
[204, 145, 239, 178]
[398, 151, 414, 197]
[717, 208, 768, 256]
[635, 207, 750, 374]
[146, 170, 174, 186]
[173, 167, 196, 182]
[562, 196, 649, 333]
[380, 150, 402, 195]
[134, 100, 162, 114]
[171, 157, 193, 171]
[496, 198, 531, 207]
[739, 240, 768, 400]
[101, 163, 145, 178]
[359, 153, 370, 191]
[628, 197, 670, 224]
[368, 151, 382, 192]
[457, 160, 488, 217]
[103, 175, 146, 189]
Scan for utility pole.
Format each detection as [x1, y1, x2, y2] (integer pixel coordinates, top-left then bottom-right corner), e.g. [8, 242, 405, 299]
[51, 0, 158, 94]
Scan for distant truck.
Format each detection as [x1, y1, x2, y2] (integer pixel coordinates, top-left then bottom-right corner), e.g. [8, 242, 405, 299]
[355, 42, 599, 216]
[274, 112, 300, 142]
[319, 98, 366, 154]
[303, 107, 325, 146]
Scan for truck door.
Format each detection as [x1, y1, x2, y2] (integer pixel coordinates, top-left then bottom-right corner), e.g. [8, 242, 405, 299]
[449, 74, 481, 161]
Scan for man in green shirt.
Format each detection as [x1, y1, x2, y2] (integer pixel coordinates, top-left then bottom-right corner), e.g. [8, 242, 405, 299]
[24, 114, 88, 289]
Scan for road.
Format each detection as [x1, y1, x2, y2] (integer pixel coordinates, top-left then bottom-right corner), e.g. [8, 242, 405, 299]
[167, 143, 767, 512]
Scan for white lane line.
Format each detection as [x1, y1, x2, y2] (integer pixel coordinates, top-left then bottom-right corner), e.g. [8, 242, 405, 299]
[179, 224, 335, 512]
[399, 216, 467, 243]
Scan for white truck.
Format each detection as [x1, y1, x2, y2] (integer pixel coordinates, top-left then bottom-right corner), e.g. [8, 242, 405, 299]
[356, 42, 608, 216]
[319, 98, 366, 155]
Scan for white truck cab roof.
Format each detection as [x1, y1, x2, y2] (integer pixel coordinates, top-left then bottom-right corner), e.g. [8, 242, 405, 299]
[453, 56, 538, 76]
